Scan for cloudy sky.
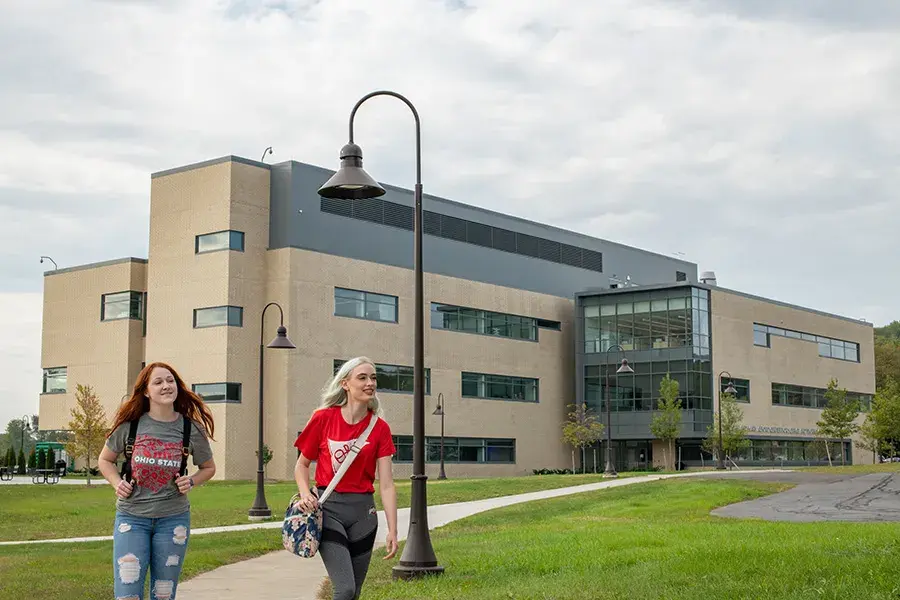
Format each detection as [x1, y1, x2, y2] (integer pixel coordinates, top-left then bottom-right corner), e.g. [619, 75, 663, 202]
[1, 0, 897, 429]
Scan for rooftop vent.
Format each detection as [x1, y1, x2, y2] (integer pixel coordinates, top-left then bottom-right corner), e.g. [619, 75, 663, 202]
[699, 271, 717, 286]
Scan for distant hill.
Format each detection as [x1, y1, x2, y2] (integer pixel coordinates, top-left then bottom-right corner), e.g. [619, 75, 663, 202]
[875, 321, 900, 342]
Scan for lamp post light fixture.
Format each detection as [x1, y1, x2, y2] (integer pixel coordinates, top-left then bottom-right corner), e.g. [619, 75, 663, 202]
[248, 302, 296, 520]
[318, 90, 444, 580]
[716, 370, 737, 470]
[433, 393, 446, 480]
[40, 256, 57, 270]
[603, 346, 633, 478]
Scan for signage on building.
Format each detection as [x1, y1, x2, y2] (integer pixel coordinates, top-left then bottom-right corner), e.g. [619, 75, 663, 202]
[746, 425, 818, 436]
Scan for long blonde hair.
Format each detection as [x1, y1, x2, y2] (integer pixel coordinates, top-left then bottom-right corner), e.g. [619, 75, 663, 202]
[319, 356, 383, 417]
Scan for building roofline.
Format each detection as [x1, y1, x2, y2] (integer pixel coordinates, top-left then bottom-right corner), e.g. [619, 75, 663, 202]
[150, 155, 271, 179]
[283, 159, 697, 267]
[44, 257, 148, 277]
[575, 282, 873, 327]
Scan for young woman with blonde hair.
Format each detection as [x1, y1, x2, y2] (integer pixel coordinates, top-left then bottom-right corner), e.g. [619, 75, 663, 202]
[293, 356, 399, 600]
[98, 362, 216, 600]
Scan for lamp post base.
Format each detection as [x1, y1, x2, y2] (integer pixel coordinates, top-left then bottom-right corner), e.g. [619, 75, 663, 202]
[602, 468, 618, 479]
[392, 564, 446, 580]
[247, 508, 272, 521]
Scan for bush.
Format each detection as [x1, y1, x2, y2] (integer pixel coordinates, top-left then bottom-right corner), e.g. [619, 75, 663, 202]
[531, 468, 575, 475]
[45, 449, 56, 470]
[36, 449, 46, 470]
[17, 449, 26, 474]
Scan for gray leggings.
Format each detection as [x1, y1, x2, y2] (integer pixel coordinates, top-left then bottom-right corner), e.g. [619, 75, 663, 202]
[317, 489, 379, 600]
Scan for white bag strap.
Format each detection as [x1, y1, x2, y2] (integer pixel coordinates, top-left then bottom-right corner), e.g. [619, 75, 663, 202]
[317, 414, 379, 505]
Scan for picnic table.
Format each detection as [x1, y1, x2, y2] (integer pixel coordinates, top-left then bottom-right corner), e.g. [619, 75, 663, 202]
[0, 466, 12, 481]
[32, 468, 59, 485]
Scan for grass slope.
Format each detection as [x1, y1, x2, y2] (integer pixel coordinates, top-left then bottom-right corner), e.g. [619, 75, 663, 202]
[360, 479, 900, 600]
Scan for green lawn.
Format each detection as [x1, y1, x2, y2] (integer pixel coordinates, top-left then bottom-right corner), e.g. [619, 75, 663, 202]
[0, 529, 280, 600]
[0, 473, 646, 541]
[360, 479, 900, 600]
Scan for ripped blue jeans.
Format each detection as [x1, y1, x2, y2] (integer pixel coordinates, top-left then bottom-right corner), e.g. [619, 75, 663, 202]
[112, 510, 191, 599]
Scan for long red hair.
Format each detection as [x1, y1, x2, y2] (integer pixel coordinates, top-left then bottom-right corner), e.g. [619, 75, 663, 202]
[107, 362, 215, 440]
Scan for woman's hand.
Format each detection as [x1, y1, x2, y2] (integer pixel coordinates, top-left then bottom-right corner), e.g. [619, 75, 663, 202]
[383, 530, 398, 560]
[175, 475, 194, 495]
[295, 488, 319, 513]
[115, 479, 133, 499]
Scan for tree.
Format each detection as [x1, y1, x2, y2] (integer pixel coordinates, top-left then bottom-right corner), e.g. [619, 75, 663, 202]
[702, 392, 750, 464]
[256, 444, 274, 479]
[4, 417, 36, 457]
[859, 377, 900, 461]
[874, 338, 900, 392]
[36, 449, 45, 471]
[561, 403, 605, 473]
[6, 447, 15, 469]
[816, 378, 860, 466]
[64, 384, 109, 485]
[17, 448, 25, 475]
[27, 448, 36, 470]
[650, 374, 682, 471]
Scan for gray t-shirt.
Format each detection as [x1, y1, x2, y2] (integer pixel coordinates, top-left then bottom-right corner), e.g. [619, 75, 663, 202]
[106, 413, 213, 518]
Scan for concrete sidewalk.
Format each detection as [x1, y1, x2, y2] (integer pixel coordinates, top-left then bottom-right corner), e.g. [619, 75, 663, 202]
[178, 470, 788, 600]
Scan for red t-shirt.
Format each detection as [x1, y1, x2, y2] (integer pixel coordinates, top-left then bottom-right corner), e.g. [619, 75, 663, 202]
[293, 407, 396, 494]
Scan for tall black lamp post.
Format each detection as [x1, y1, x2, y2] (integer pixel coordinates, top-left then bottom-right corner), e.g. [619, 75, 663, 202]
[603, 346, 633, 478]
[716, 371, 737, 470]
[248, 302, 296, 520]
[318, 90, 444, 580]
[433, 393, 446, 480]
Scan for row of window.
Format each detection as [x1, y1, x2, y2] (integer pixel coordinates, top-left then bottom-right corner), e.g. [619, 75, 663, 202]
[392, 435, 516, 464]
[753, 323, 860, 363]
[582, 287, 711, 356]
[334, 288, 562, 340]
[732, 438, 851, 464]
[771, 382, 872, 411]
[320, 195, 604, 272]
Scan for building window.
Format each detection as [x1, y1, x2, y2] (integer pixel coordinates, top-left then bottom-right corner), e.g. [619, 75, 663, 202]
[333, 360, 430, 394]
[461, 372, 538, 402]
[676, 271, 687, 282]
[771, 382, 871, 411]
[430, 303, 538, 341]
[42, 367, 67, 394]
[195, 230, 245, 254]
[537, 319, 561, 330]
[730, 438, 851, 466]
[334, 288, 397, 323]
[584, 360, 713, 413]
[753, 323, 859, 362]
[101, 291, 144, 321]
[582, 286, 709, 356]
[193, 306, 243, 328]
[721, 377, 750, 403]
[192, 383, 241, 403]
[392, 435, 515, 464]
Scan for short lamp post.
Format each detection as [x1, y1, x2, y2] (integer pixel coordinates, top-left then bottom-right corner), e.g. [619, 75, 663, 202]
[603, 346, 633, 478]
[716, 371, 737, 470]
[433, 393, 446, 480]
[248, 302, 296, 520]
[318, 90, 444, 580]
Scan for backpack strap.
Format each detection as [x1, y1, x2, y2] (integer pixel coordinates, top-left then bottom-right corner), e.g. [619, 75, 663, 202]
[119, 420, 140, 483]
[179, 415, 192, 477]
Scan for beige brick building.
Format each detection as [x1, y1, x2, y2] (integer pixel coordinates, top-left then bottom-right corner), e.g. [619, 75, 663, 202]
[38, 155, 876, 480]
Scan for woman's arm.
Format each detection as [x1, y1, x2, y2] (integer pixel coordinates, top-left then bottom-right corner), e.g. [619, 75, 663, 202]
[98, 445, 133, 499]
[377, 455, 398, 559]
[294, 454, 319, 512]
[176, 458, 216, 494]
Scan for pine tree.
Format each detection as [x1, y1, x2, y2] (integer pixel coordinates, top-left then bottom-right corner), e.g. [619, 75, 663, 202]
[64, 383, 109, 485]
[17, 448, 26, 475]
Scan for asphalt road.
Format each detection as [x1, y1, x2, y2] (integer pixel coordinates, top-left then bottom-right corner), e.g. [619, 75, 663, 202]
[709, 471, 900, 522]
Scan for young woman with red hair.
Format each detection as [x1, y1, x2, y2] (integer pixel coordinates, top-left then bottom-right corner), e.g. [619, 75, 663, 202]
[98, 362, 216, 600]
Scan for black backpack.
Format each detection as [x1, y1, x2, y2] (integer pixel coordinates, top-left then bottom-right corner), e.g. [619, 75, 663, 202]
[119, 415, 192, 483]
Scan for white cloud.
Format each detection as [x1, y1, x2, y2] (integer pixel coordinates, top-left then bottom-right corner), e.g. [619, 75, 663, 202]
[0, 0, 897, 421]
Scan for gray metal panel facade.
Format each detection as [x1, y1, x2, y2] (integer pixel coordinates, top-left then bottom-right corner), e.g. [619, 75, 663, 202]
[269, 161, 697, 299]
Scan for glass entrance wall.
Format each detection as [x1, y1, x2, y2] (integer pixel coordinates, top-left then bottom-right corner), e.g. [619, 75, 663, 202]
[578, 285, 714, 438]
